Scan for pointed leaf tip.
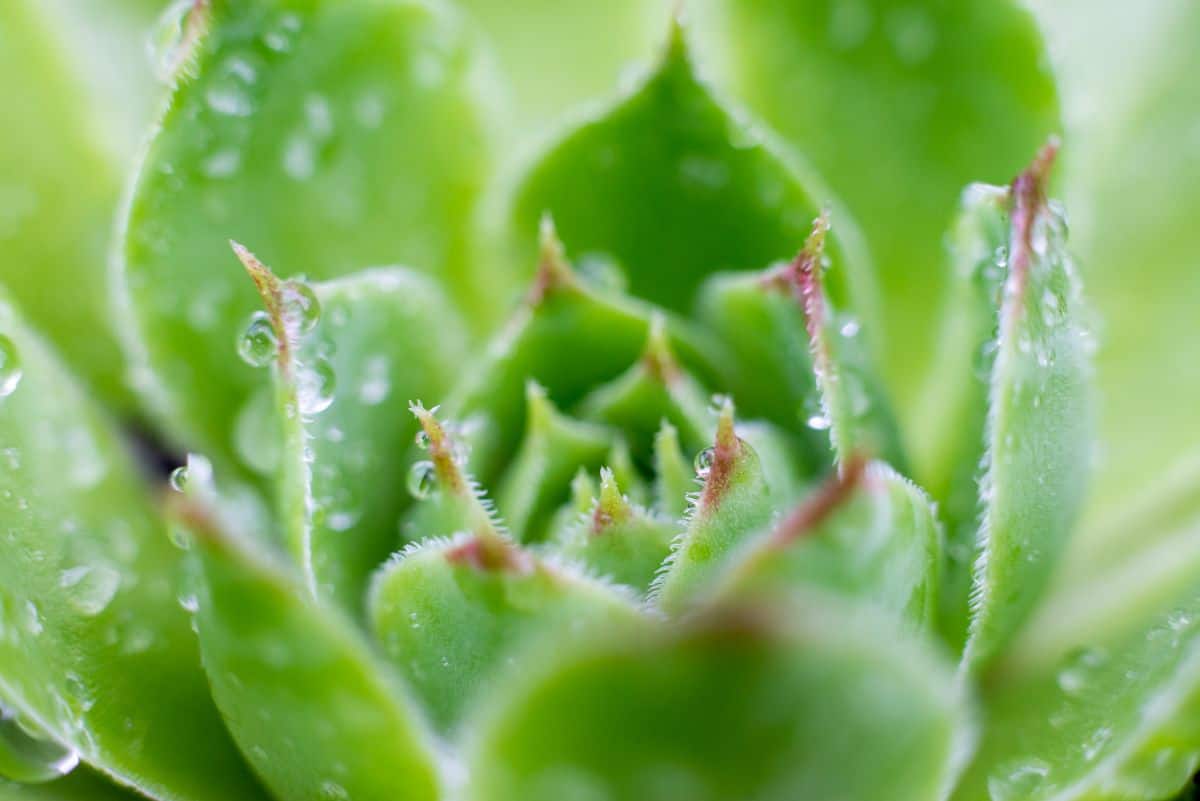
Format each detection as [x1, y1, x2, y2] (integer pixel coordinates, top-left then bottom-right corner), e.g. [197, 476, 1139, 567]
[593, 467, 633, 533]
[408, 403, 466, 495]
[699, 398, 740, 510]
[528, 214, 578, 304]
[641, 313, 680, 383]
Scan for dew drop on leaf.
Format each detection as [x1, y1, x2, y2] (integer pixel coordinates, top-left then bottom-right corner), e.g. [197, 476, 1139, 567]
[58, 565, 121, 618]
[238, 312, 278, 368]
[806, 413, 831, 431]
[694, 447, 715, 479]
[282, 280, 321, 335]
[0, 704, 80, 784]
[987, 757, 1051, 801]
[0, 335, 22, 399]
[168, 465, 189, 492]
[407, 460, 436, 500]
[1055, 646, 1109, 696]
[414, 430, 431, 450]
[297, 357, 336, 415]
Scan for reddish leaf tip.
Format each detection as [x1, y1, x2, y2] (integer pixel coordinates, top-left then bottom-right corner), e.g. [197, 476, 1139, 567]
[770, 454, 867, 548]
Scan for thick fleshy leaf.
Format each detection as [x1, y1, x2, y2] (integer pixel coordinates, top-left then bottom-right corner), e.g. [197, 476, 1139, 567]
[761, 214, 906, 471]
[451, 0, 667, 135]
[963, 147, 1092, 670]
[688, 0, 1060, 417]
[444, 220, 717, 486]
[466, 594, 971, 801]
[651, 402, 774, 612]
[0, 1, 157, 404]
[116, 0, 495, 463]
[367, 533, 643, 734]
[652, 422, 694, 519]
[911, 183, 1011, 643]
[714, 459, 942, 630]
[510, 23, 876, 326]
[0, 768, 143, 801]
[553, 469, 678, 594]
[234, 246, 467, 614]
[955, 567, 1200, 801]
[0, 294, 263, 801]
[496, 383, 611, 542]
[178, 487, 442, 801]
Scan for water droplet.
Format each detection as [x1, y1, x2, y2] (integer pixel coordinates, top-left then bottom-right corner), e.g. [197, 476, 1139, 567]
[987, 758, 1050, 801]
[168, 465, 189, 492]
[1081, 726, 1112, 762]
[806, 413, 831, 431]
[319, 780, 349, 801]
[1056, 646, 1108, 696]
[839, 318, 861, 338]
[238, 312, 277, 368]
[407, 461, 436, 499]
[0, 704, 80, 784]
[146, 0, 193, 83]
[58, 565, 120, 617]
[297, 357, 336, 415]
[262, 11, 302, 52]
[414, 430, 431, 450]
[202, 148, 242, 179]
[0, 335, 22, 399]
[206, 83, 253, 117]
[281, 280, 320, 335]
[694, 447, 715, 478]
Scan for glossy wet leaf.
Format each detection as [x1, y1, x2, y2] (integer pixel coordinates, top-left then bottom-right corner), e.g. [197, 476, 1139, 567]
[0, 767, 144, 801]
[510, 24, 876, 324]
[963, 150, 1092, 670]
[368, 533, 643, 734]
[955, 573, 1200, 801]
[180, 489, 442, 801]
[466, 594, 971, 801]
[117, 0, 494, 463]
[652, 402, 774, 612]
[714, 460, 942, 630]
[688, 0, 1060, 417]
[0, 1, 152, 404]
[0, 293, 263, 801]
[238, 252, 468, 614]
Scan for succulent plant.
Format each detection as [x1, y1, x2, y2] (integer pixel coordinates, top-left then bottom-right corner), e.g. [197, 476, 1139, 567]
[2, 1, 1199, 801]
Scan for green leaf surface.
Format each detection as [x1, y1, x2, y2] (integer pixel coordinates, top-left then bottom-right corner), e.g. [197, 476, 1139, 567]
[652, 402, 774, 612]
[715, 460, 942, 630]
[117, 0, 495, 463]
[510, 24, 875, 325]
[955, 576, 1200, 801]
[553, 469, 678, 594]
[0, 294, 263, 801]
[368, 533, 643, 734]
[0, 768, 143, 801]
[688, 0, 1060, 419]
[652, 422, 694, 519]
[466, 594, 971, 801]
[963, 149, 1092, 670]
[0, 1, 148, 404]
[181, 486, 442, 801]
[236, 249, 468, 614]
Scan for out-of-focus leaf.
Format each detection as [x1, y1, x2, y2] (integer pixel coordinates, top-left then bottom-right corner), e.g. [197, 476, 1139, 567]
[688, 0, 1059, 421]
[0, 768, 144, 801]
[368, 532, 643, 734]
[0, 293, 264, 801]
[962, 148, 1091, 671]
[117, 0, 495, 464]
[466, 594, 971, 801]
[510, 23, 877, 328]
[955, 567, 1200, 801]
[179, 485, 442, 801]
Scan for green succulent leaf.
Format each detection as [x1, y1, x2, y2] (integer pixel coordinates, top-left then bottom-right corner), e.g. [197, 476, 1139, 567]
[367, 532, 644, 734]
[652, 421, 695, 519]
[0, 294, 263, 801]
[495, 382, 612, 543]
[466, 594, 972, 801]
[510, 22, 876, 326]
[688, 0, 1060, 418]
[553, 469, 678, 594]
[963, 146, 1092, 670]
[652, 401, 774, 612]
[117, 0, 495, 464]
[0, 768, 144, 801]
[178, 484, 442, 801]
[955, 576, 1200, 801]
[714, 459, 942, 630]
[233, 244, 468, 614]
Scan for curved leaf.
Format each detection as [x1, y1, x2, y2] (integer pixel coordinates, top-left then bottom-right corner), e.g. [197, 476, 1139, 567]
[0, 768, 142, 801]
[466, 594, 971, 801]
[117, 0, 495, 463]
[963, 147, 1092, 670]
[0, 294, 264, 801]
[510, 23, 876, 327]
[688, 0, 1060, 416]
[177, 485, 442, 801]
